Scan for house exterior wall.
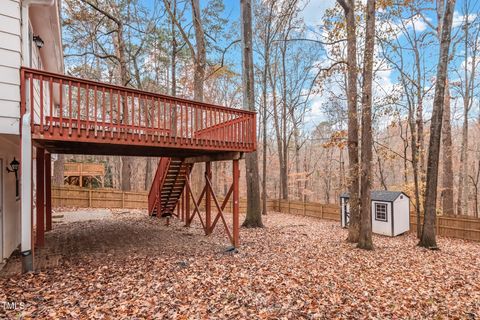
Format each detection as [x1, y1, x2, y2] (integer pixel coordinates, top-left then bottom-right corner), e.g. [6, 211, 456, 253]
[0, 0, 22, 263]
[0, 0, 61, 266]
[393, 195, 410, 236]
[0, 0, 21, 135]
[0, 135, 21, 261]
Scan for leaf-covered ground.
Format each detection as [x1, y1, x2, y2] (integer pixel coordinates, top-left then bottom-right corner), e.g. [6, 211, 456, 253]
[1, 210, 479, 319]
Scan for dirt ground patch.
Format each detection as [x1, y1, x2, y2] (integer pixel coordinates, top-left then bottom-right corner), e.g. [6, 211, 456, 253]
[1, 210, 479, 319]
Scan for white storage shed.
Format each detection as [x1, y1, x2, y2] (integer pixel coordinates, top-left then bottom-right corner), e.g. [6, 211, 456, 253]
[340, 191, 410, 237]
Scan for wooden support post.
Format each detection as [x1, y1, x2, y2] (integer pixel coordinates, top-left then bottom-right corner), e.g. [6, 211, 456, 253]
[45, 153, 52, 231]
[232, 159, 240, 247]
[181, 189, 185, 221]
[177, 198, 180, 217]
[185, 175, 190, 226]
[88, 190, 92, 207]
[205, 162, 212, 234]
[36, 147, 45, 247]
[185, 178, 193, 227]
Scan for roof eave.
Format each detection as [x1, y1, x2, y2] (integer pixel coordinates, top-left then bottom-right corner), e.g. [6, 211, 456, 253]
[29, 0, 64, 74]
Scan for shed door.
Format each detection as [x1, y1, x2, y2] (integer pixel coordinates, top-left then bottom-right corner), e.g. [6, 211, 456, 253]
[344, 199, 350, 226]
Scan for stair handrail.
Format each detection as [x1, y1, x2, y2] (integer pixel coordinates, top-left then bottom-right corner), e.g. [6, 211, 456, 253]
[148, 157, 171, 214]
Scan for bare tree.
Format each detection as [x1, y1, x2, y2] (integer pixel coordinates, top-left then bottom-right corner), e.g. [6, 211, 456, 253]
[442, 80, 454, 215]
[420, 0, 456, 249]
[379, 4, 436, 238]
[241, 0, 263, 227]
[337, 0, 360, 243]
[456, 5, 480, 215]
[255, 0, 279, 214]
[469, 160, 480, 218]
[357, 0, 376, 250]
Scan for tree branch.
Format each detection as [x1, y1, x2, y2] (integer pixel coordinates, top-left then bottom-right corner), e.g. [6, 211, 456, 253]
[162, 0, 196, 58]
[79, 0, 120, 25]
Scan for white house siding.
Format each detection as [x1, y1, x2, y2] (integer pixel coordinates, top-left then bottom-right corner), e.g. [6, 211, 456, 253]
[393, 196, 410, 236]
[0, 0, 21, 135]
[371, 201, 392, 236]
[0, 135, 21, 261]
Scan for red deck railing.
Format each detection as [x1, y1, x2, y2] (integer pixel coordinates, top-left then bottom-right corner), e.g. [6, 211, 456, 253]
[21, 67, 256, 153]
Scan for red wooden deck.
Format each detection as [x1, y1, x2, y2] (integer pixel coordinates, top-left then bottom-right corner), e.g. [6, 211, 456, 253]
[22, 67, 251, 252]
[21, 67, 256, 156]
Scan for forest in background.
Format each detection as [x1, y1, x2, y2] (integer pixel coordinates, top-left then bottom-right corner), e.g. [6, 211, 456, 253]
[54, 0, 480, 219]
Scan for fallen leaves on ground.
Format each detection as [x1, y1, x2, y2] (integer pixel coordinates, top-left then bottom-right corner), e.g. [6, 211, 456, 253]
[1, 211, 479, 319]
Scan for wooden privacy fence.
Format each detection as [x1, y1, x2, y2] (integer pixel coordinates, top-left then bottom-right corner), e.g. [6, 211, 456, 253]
[272, 200, 480, 242]
[52, 188, 479, 242]
[272, 200, 340, 221]
[52, 186, 147, 209]
[409, 214, 480, 242]
[52, 186, 276, 214]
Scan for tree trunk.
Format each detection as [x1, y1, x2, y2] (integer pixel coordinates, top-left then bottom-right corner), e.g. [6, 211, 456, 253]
[280, 43, 288, 200]
[261, 29, 270, 215]
[338, 0, 360, 243]
[470, 160, 480, 218]
[303, 150, 310, 203]
[241, 0, 263, 227]
[262, 67, 268, 215]
[191, 0, 205, 103]
[53, 154, 64, 186]
[412, 38, 426, 203]
[458, 107, 469, 215]
[406, 102, 422, 238]
[357, 0, 376, 251]
[456, 9, 478, 216]
[189, 0, 206, 197]
[419, 0, 456, 249]
[292, 112, 302, 199]
[116, 22, 132, 191]
[171, 0, 177, 97]
[269, 65, 283, 200]
[441, 80, 454, 215]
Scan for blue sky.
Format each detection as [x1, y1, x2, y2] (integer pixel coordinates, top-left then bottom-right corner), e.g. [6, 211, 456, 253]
[140, 0, 477, 127]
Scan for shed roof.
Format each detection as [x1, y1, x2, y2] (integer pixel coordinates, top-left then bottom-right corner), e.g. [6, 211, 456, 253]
[340, 190, 408, 202]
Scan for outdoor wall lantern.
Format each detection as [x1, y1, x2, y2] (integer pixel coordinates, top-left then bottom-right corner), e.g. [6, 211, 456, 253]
[33, 35, 44, 49]
[7, 157, 20, 198]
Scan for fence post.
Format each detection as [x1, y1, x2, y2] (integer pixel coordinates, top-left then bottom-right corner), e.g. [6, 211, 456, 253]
[288, 200, 291, 214]
[122, 192, 125, 208]
[88, 189, 92, 208]
[320, 204, 324, 219]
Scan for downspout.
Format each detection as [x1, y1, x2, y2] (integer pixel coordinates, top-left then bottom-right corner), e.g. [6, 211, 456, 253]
[20, 0, 55, 273]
